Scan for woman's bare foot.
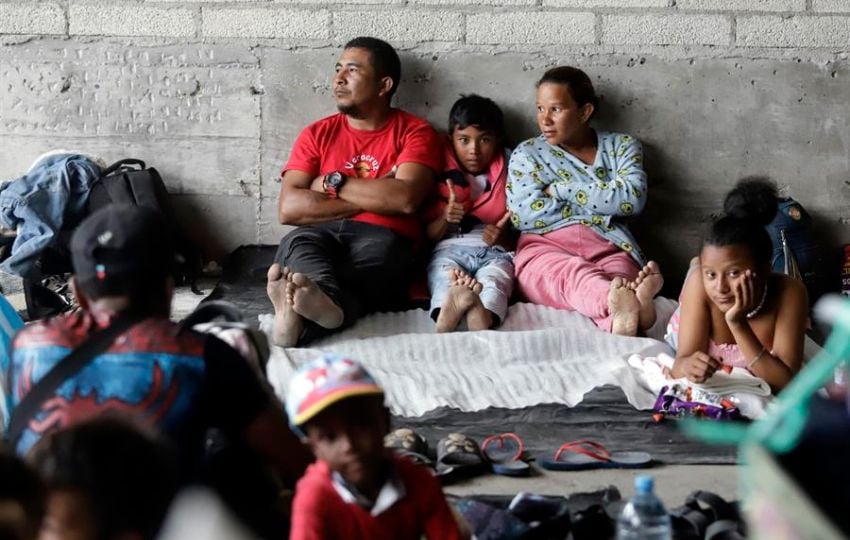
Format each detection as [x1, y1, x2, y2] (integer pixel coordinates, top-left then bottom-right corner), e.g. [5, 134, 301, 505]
[436, 285, 478, 333]
[289, 272, 344, 330]
[633, 261, 664, 331]
[608, 277, 640, 336]
[267, 264, 302, 347]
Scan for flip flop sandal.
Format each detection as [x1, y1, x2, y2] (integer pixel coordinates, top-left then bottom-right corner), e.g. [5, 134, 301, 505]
[436, 432, 487, 483]
[384, 428, 432, 466]
[480, 432, 531, 477]
[539, 440, 653, 471]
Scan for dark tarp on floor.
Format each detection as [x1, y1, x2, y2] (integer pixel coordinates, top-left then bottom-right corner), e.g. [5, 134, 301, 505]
[204, 245, 738, 465]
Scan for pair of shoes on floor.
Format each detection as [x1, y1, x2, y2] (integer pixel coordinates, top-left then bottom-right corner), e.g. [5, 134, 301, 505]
[385, 429, 531, 483]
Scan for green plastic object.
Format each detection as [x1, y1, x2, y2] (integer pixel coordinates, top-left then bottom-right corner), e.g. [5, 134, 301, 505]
[682, 295, 850, 454]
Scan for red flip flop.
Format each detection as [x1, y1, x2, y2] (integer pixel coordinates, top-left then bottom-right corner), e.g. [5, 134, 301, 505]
[480, 432, 530, 477]
[539, 440, 652, 471]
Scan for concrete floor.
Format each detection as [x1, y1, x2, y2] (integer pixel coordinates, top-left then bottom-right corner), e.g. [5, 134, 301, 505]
[171, 278, 219, 320]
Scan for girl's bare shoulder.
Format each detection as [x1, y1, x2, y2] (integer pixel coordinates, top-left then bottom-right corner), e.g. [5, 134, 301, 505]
[771, 273, 809, 308]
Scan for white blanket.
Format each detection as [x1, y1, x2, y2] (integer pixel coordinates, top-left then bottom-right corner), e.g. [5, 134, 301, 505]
[263, 299, 824, 418]
[263, 299, 680, 417]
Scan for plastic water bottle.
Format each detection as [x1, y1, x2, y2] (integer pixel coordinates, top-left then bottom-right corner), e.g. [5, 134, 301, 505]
[616, 475, 672, 540]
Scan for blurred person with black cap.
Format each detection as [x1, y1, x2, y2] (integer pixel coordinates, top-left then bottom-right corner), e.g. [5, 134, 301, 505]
[3, 205, 311, 535]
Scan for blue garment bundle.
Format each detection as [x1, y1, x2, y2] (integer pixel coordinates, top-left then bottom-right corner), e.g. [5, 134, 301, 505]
[0, 154, 102, 277]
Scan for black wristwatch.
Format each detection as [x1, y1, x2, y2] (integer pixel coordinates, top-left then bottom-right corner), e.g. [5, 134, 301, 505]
[322, 171, 346, 199]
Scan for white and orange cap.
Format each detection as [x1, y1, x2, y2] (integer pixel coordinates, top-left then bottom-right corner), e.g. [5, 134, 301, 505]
[285, 353, 384, 432]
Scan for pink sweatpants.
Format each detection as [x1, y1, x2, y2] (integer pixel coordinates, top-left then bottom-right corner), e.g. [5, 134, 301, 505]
[514, 225, 640, 331]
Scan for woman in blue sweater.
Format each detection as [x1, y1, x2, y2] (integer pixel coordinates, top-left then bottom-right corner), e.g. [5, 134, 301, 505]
[507, 66, 662, 335]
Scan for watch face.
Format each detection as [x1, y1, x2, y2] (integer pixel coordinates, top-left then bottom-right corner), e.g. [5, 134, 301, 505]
[324, 171, 344, 197]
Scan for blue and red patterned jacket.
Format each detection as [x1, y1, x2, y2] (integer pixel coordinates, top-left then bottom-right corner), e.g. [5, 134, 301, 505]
[5, 310, 267, 464]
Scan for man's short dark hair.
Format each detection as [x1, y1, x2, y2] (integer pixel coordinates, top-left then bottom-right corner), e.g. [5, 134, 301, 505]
[31, 417, 178, 540]
[344, 37, 401, 99]
[448, 94, 505, 139]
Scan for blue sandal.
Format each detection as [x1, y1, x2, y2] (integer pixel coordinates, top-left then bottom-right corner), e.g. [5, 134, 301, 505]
[539, 440, 653, 471]
[481, 432, 531, 477]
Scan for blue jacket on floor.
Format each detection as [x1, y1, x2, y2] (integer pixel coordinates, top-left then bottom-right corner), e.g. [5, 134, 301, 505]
[0, 154, 102, 277]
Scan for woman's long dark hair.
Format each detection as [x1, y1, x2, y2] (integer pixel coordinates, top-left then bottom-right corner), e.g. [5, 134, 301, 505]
[704, 177, 778, 265]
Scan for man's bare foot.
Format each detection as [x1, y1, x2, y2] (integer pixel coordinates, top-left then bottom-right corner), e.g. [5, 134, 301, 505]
[289, 272, 344, 330]
[633, 261, 664, 331]
[267, 264, 302, 347]
[608, 277, 640, 337]
[436, 285, 478, 333]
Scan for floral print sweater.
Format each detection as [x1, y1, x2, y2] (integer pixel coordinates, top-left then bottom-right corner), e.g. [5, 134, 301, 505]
[506, 131, 647, 265]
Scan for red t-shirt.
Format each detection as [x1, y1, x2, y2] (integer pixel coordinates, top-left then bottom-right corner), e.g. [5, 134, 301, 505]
[290, 456, 465, 540]
[283, 109, 442, 240]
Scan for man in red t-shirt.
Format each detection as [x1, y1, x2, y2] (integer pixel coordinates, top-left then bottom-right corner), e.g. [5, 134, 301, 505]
[268, 37, 442, 347]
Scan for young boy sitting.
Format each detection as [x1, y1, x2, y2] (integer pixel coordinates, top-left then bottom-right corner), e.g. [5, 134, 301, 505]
[286, 354, 466, 540]
[425, 94, 516, 332]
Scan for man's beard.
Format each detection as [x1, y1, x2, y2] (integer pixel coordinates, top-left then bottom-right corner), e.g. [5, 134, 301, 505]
[337, 102, 364, 118]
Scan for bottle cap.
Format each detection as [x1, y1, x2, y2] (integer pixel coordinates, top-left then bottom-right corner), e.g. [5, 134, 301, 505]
[635, 475, 654, 494]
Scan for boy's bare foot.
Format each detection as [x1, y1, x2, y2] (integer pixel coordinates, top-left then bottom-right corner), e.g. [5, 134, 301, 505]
[608, 277, 640, 337]
[466, 302, 494, 331]
[289, 272, 344, 330]
[436, 285, 477, 333]
[441, 268, 491, 331]
[455, 272, 483, 295]
[633, 261, 664, 331]
[267, 264, 302, 347]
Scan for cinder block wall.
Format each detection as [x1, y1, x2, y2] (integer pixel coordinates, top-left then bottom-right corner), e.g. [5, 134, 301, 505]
[2, 1, 849, 285]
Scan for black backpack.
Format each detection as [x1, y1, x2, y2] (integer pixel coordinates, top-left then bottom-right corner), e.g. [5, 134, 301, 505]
[89, 159, 201, 288]
[21, 159, 202, 319]
[764, 197, 824, 304]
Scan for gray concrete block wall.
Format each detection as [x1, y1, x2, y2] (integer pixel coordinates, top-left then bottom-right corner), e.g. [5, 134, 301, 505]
[601, 14, 731, 45]
[1, 0, 849, 286]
